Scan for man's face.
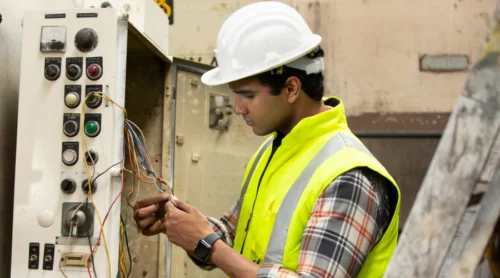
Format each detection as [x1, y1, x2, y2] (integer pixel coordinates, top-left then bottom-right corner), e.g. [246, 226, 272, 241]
[228, 77, 291, 136]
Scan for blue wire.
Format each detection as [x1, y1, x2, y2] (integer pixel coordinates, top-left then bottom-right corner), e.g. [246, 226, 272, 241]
[125, 122, 164, 193]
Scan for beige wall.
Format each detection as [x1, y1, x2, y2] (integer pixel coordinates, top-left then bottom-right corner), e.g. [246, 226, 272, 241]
[168, 0, 497, 115]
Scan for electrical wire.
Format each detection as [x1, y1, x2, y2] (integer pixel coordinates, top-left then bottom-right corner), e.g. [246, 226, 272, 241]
[81, 94, 113, 278]
[121, 215, 132, 277]
[78, 92, 173, 277]
[86, 198, 98, 278]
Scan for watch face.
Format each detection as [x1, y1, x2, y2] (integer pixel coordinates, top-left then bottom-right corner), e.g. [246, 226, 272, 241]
[195, 239, 210, 261]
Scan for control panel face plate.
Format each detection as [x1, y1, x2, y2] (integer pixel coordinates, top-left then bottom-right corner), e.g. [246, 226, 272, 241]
[12, 8, 127, 277]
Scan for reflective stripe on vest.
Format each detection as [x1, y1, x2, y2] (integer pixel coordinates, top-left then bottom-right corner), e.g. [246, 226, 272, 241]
[238, 138, 274, 208]
[264, 132, 375, 264]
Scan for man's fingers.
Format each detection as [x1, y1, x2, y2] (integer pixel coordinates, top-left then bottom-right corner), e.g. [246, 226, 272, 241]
[137, 215, 156, 228]
[135, 203, 164, 219]
[165, 201, 179, 215]
[134, 194, 171, 209]
[146, 219, 163, 234]
[172, 198, 193, 213]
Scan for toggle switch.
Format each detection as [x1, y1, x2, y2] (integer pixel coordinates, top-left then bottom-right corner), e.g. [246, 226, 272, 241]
[42, 243, 55, 270]
[28, 243, 40, 269]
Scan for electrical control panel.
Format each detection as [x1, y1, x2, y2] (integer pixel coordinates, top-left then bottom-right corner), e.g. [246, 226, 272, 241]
[11, 8, 128, 277]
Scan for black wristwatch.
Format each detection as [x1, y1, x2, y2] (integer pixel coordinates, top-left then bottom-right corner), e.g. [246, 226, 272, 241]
[194, 232, 221, 262]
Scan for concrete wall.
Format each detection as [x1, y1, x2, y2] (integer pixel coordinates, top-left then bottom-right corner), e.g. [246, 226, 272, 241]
[168, 0, 497, 115]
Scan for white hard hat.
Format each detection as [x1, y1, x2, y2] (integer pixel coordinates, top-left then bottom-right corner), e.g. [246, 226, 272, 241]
[201, 1, 323, 86]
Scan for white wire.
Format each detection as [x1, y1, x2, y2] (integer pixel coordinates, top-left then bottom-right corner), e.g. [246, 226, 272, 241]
[59, 220, 73, 278]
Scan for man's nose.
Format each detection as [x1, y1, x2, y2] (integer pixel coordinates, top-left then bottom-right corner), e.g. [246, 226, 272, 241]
[233, 95, 246, 115]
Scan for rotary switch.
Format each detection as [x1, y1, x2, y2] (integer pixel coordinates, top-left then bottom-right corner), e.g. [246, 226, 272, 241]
[82, 179, 97, 194]
[66, 64, 82, 80]
[61, 178, 76, 194]
[44, 64, 60, 80]
[85, 150, 99, 165]
[75, 28, 98, 53]
[63, 120, 79, 137]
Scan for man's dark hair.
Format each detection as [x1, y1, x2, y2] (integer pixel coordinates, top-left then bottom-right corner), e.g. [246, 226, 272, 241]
[256, 46, 324, 101]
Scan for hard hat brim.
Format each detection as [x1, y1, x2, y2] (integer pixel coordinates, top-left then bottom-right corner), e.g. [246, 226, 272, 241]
[201, 35, 322, 86]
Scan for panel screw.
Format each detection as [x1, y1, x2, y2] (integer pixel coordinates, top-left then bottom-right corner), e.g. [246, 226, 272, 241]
[176, 135, 185, 145]
[191, 153, 200, 162]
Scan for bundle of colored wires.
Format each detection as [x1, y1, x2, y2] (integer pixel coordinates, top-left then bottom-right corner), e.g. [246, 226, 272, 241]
[80, 92, 173, 278]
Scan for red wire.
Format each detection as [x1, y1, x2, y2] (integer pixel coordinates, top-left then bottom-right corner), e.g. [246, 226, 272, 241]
[87, 161, 125, 277]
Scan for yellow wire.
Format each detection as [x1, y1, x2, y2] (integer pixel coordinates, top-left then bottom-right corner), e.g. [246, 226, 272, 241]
[81, 92, 126, 278]
[119, 220, 128, 277]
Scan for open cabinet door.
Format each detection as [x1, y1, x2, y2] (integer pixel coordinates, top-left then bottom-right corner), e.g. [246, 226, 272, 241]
[165, 58, 264, 278]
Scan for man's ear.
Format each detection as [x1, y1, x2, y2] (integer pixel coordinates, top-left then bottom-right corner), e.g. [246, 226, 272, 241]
[285, 76, 301, 103]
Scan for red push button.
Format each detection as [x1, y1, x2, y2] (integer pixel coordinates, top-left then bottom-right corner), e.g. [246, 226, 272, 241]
[87, 64, 102, 80]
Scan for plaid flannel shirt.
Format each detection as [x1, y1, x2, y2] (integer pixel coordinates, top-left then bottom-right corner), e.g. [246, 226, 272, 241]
[192, 167, 393, 278]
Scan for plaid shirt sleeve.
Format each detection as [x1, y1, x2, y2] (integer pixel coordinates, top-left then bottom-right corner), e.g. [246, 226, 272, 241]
[188, 200, 240, 269]
[190, 167, 393, 277]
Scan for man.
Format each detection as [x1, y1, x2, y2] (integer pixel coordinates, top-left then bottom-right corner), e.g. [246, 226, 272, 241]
[134, 2, 401, 277]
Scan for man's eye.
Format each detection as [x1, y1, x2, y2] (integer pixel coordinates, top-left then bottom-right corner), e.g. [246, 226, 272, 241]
[244, 94, 254, 99]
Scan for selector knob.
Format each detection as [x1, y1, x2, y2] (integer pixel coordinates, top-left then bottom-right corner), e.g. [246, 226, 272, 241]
[45, 64, 60, 80]
[85, 150, 99, 165]
[86, 92, 102, 108]
[62, 149, 78, 166]
[65, 92, 80, 108]
[61, 178, 76, 194]
[63, 120, 79, 137]
[66, 64, 82, 80]
[75, 28, 98, 53]
[82, 179, 97, 194]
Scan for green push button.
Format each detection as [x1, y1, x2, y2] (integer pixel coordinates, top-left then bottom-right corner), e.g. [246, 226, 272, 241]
[85, 121, 100, 137]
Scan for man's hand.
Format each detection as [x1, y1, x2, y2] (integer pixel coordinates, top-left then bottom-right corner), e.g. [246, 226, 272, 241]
[133, 194, 171, 236]
[165, 198, 214, 252]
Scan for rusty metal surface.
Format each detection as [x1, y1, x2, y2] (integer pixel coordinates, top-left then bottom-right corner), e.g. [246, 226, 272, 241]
[120, 28, 168, 278]
[349, 112, 451, 228]
[360, 137, 440, 229]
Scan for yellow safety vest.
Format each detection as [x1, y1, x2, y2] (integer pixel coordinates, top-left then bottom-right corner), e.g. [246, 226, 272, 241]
[233, 97, 401, 277]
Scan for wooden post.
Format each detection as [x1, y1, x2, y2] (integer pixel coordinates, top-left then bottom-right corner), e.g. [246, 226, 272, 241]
[383, 1, 500, 277]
